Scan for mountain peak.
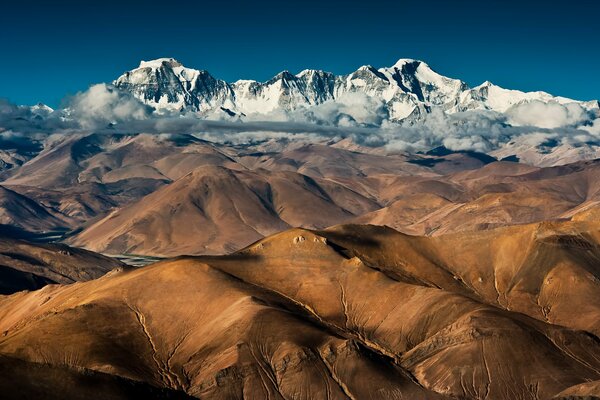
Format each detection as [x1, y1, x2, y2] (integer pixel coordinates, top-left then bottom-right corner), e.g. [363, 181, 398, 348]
[391, 58, 423, 68]
[138, 58, 183, 69]
[30, 103, 54, 115]
[356, 65, 377, 72]
[273, 70, 295, 80]
[296, 69, 324, 77]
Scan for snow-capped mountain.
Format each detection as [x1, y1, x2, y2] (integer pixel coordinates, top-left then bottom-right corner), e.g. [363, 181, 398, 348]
[114, 57, 598, 123]
[455, 81, 599, 113]
[29, 103, 54, 117]
[114, 58, 236, 113]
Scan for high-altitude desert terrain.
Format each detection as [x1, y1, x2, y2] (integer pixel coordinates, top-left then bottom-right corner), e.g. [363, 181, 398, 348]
[0, 56, 600, 399]
[1, 133, 600, 398]
[2, 219, 600, 399]
[2, 131, 600, 257]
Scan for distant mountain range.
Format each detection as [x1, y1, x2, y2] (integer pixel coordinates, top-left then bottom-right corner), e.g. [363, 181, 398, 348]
[113, 57, 599, 122]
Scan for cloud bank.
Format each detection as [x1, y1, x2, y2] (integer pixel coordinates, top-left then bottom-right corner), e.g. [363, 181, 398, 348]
[505, 100, 590, 129]
[1, 84, 600, 157]
[67, 84, 153, 128]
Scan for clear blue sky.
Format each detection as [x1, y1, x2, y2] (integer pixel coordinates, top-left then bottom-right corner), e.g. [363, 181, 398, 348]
[2, 0, 598, 107]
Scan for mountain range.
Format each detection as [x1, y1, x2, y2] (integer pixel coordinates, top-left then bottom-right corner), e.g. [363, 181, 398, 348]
[3, 56, 599, 171]
[113, 57, 599, 123]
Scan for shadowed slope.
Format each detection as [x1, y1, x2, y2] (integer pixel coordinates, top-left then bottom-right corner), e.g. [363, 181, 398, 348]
[0, 354, 192, 400]
[0, 185, 68, 231]
[0, 237, 125, 294]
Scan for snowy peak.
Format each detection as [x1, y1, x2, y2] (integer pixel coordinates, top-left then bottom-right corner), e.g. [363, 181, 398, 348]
[381, 59, 468, 105]
[456, 80, 582, 113]
[138, 58, 183, 69]
[390, 58, 420, 68]
[117, 57, 207, 85]
[30, 103, 54, 115]
[114, 58, 230, 112]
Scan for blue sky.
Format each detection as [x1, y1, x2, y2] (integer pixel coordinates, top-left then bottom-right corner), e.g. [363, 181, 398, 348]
[1, 0, 598, 107]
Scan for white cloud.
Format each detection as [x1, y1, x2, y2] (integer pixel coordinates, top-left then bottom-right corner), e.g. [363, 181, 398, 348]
[304, 92, 389, 127]
[505, 100, 589, 129]
[2, 85, 600, 159]
[583, 118, 600, 136]
[67, 84, 152, 128]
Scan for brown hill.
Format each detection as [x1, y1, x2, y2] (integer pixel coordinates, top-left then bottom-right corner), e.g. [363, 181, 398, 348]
[1, 133, 246, 188]
[5, 135, 600, 258]
[0, 354, 192, 400]
[70, 166, 379, 256]
[555, 380, 600, 399]
[0, 257, 443, 399]
[238, 143, 430, 179]
[71, 157, 600, 257]
[355, 159, 600, 236]
[2, 221, 600, 399]
[321, 221, 600, 335]
[0, 134, 240, 229]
